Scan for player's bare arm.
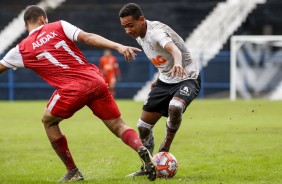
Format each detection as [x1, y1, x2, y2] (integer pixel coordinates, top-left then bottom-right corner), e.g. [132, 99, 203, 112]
[165, 42, 188, 78]
[77, 31, 141, 62]
[0, 63, 9, 74]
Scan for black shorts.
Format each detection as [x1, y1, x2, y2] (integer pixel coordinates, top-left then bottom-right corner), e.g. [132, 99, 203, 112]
[143, 76, 201, 117]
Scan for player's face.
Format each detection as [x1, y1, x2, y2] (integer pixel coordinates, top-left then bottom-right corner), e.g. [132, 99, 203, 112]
[120, 15, 146, 38]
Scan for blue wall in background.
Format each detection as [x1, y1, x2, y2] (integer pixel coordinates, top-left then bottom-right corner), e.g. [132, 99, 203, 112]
[0, 51, 230, 100]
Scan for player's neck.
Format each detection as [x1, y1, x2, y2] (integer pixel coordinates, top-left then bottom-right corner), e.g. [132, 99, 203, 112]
[27, 22, 46, 33]
[140, 21, 147, 38]
[28, 24, 42, 33]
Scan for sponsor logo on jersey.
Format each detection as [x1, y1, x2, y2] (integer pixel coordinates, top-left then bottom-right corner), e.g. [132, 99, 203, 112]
[37, 31, 46, 39]
[150, 55, 167, 66]
[180, 85, 191, 96]
[32, 31, 58, 49]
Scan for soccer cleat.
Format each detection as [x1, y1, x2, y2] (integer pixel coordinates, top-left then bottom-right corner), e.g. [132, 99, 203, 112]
[138, 146, 157, 181]
[59, 168, 84, 182]
[126, 167, 145, 177]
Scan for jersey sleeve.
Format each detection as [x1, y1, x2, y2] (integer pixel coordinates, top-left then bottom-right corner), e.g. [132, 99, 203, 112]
[61, 20, 82, 42]
[154, 29, 172, 48]
[0, 45, 24, 70]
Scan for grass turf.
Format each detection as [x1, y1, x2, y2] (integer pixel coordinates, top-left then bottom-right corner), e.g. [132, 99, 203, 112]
[0, 99, 281, 184]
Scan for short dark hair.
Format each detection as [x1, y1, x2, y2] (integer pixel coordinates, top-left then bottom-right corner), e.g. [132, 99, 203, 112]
[24, 5, 47, 24]
[119, 3, 143, 20]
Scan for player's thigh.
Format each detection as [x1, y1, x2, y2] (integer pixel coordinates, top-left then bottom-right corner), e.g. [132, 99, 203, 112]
[87, 84, 121, 120]
[143, 82, 171, 117]
[173, 77, 201, 107]
[45, 90, 88, 120]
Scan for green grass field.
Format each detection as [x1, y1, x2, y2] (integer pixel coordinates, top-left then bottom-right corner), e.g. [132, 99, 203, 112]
[0, 99, 281, 184]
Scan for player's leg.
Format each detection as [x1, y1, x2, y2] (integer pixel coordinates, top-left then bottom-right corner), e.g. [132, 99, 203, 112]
[128, 80, 169, 177]
[102, 116, 143, 151]
[138, 111, 162, 154]
[126, 111, 161, 178]
[87, 83, 143, 151]
[158, 77, 201, 152]
[42, 91, 86, 182]
[41, 110, 63, 142]
[158, 97, 186, 152]
[139, 79, 170, 154]
[42, 110, 83, 182]
[88, 84, 157, 181]
[102, 117, 157, 181]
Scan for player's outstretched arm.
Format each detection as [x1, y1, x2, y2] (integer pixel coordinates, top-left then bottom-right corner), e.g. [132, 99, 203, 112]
[77, 31, 141, 62]
[0, 63, 9, 74]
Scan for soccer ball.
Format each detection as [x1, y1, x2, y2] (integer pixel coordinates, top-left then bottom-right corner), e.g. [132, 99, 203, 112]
[153, 152, 178, 178]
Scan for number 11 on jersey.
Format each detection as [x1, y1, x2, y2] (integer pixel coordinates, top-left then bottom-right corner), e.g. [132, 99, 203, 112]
[36, 40, 84, 68]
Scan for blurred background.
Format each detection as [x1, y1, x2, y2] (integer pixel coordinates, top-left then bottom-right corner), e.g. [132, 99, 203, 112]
[1, 0, 282, 100]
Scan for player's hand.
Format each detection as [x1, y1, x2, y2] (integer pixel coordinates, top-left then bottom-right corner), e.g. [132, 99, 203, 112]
[118, 45, 142, 62]
[168, 65, 188, 79]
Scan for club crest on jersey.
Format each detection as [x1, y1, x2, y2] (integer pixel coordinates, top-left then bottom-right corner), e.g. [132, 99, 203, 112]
[32, 31, 58, 49]
[180, 85, 191, 96]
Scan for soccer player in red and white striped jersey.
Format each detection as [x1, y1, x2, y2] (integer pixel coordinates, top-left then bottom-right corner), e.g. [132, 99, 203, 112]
[0, 5, 157, 182]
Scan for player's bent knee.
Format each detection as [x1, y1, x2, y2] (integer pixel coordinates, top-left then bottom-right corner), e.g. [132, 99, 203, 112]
[137, 119, 153, 130]
[41, 111, 63, 126]
[168, 99, 185, 122]
[41, 115, 51, 125]
[137, 119, 154, 139]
